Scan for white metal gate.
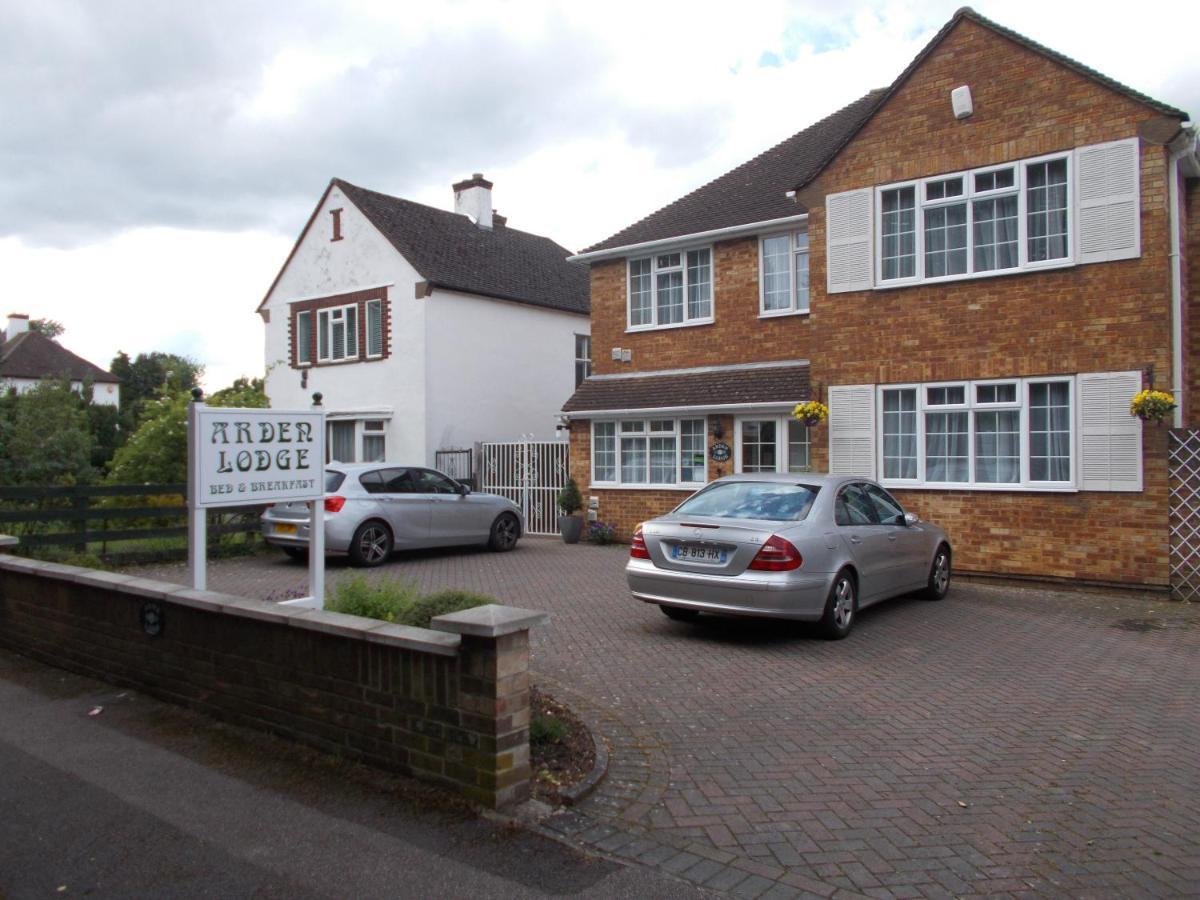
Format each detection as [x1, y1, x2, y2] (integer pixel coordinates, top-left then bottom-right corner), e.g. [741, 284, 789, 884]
[480, 440, 569, 535]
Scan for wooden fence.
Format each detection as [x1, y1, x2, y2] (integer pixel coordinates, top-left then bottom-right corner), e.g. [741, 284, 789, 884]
[0, 483, 266, 563]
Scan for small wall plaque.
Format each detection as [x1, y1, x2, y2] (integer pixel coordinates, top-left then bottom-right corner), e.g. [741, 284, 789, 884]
[141, 601, 163, 637]
[709, 442, 731, 462]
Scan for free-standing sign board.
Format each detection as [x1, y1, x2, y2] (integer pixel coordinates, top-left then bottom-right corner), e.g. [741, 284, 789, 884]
[187, 398, 327, 606]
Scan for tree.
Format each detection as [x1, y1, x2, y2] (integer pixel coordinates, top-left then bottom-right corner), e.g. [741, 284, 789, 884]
[5, 380, 95, 486]
[29, 318, 65, 339]
[105, 376, 268, 485]
[109, 351, 204, 434]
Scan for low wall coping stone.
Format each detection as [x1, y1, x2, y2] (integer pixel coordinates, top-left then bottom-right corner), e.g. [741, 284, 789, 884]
[365, 622, 461, 656]
[432, 604, 550, 638]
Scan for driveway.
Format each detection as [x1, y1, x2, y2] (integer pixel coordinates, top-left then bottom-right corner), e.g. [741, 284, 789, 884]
[136, 540, 1200, 898]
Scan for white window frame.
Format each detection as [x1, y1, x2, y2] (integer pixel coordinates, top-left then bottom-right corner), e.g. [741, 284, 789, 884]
[758, 229, 810, 316]
[626, 246, 714, 332]
[875, 376, 1077, 491]
[295, 310, 312, 366]
[574, 333, 592, 387]
[874, 150, 1073, 288]
[365, 299, 384, 359]
[361, 419, 386, 462]
[733, 416, 811, 474]
[317, 304, 359, 363]
[590, 416, 709, 488]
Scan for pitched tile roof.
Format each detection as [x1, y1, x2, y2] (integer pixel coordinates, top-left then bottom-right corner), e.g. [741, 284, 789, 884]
[0, 332, 119, 383]
[583, 8, 1188, 255]
[581, 91, 886, 254]
[334, 179, 589, 315]
[562, 363, 810, 413]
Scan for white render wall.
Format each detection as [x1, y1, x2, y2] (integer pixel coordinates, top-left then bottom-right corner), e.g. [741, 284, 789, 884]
[424, 289, 586, 460]
[0, 377, 118, 407]
[261, 184, 429, 464]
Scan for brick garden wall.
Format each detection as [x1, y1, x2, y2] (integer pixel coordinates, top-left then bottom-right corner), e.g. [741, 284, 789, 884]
[0, 556, 541, 808]
[571, 18, 1184, 588]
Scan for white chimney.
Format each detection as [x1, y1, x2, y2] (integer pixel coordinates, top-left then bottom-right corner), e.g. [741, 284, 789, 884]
[453, 173, 493, 229]
[6, 313, 29, 341]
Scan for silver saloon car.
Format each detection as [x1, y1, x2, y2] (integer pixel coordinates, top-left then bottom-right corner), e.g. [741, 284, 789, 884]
[261, 464, 524, 566]
[627, 473, 951, 639]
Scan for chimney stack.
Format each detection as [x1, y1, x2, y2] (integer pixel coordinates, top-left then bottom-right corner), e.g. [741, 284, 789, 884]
[453, 173, 493, 229]
[6, 313, 29, 342]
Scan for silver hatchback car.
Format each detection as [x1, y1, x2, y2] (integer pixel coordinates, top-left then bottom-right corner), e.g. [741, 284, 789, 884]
[627, 473, 951, 639]
[262, 464, 524, 566]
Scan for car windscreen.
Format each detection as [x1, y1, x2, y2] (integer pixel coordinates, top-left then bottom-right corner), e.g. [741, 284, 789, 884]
[673, 481, 820, 522]
[325, 469, 346, 492]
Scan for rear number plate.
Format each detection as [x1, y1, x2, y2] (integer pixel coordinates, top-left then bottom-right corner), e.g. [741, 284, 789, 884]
[672, 544, 726, 564]
[274, 523, 298, 535]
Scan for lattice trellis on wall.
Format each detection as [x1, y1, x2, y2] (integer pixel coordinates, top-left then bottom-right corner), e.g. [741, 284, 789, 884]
[1168, 429, 1200, 600]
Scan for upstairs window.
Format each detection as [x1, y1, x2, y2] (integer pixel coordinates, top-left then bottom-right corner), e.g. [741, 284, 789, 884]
[874, 151, 1072, 286]
[295, 311, 312, 365]
[575, 334, 591, 387]
[760, 230, 809, 315]
[318, 305, 358, 362]
[628, 249, 713, 330]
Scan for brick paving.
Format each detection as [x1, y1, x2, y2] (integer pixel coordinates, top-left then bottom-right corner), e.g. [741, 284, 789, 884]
[134, 540, 1200, 898]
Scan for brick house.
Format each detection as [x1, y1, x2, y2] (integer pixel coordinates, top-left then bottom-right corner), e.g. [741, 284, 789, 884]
[259, 175, 589, 469]
[562, 8, 1200, 589]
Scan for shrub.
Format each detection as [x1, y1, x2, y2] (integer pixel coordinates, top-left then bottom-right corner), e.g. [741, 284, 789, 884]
[325, 578, 492, 627]
[396, 589, 492, 628]
[326, 574, 423, 623]
[586, 520, 618, 545]
[557, 478, 583, 515]
[530, 715, 569, 745]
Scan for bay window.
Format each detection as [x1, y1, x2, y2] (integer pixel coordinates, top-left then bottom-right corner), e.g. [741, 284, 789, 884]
[628, 249, 713, 329]
[592, 418, 708, 486]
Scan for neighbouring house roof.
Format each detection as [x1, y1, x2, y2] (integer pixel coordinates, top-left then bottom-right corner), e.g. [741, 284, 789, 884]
[790, 6, 1190, 194]
[0, 332, 119, 384]
[259, 179, 590, 316]
[582, 7, 1188, 257]
[580, 91, 886, 254]
[562, 362, 810, 414]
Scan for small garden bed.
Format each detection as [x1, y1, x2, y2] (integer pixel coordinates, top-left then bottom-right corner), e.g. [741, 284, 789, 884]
[530, 686, 597, 806]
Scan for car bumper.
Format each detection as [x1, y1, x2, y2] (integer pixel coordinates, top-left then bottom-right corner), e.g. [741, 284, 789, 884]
[626, 559, 833, 621]
[260, 519, 351, 553]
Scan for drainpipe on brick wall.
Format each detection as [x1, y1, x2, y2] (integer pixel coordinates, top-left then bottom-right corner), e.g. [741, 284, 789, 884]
[1169, 126, 1200, 427]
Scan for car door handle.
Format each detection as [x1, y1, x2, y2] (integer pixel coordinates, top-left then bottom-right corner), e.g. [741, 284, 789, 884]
[848, 536, 863, 544]
[888, 534, 898, 542]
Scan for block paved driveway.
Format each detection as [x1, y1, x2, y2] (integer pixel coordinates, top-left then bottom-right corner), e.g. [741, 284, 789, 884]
[138, 540, 1200, 898]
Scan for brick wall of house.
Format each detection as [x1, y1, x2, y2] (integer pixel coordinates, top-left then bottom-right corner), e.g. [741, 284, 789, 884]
[571, 18, 1187, 588]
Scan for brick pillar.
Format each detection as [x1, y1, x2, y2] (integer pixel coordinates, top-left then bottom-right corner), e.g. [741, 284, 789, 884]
[432, 604, 548, 809]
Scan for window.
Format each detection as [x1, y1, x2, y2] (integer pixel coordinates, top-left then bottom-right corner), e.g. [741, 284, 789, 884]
[295, 311, 312, 365]
[362, 420, 386, 462]
[318, 305, 358, 362]
[366, 300, 383, 358]
[627, 249, 713, 329]
[736, 417, 810, 474]
[760, 230, 809, 314]
[574, 334, 591, 387]
[592, 418, 707, 486]
[328, 419, 389, 464]
[876, 152, 1071, 285]
[876, 378, 1073, 488]
[328, 421, 355, 462]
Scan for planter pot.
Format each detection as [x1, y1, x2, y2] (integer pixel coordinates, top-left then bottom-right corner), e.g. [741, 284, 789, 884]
[802, 416, 823, 427]
[559, 515, 584, 544]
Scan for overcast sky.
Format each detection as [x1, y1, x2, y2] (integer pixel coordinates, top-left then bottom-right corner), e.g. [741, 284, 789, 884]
[2, 0, 1197, 391]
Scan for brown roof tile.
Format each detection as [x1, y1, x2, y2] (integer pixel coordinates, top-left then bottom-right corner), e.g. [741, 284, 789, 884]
[562, 363, 810, 413]
[0, 332, 118, 384]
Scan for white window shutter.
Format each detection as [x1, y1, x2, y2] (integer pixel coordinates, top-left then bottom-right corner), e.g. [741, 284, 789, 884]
[1075, 138, 1140, 264]
[828, 385, 876, 477]
[826, 188, 873, 293]
[1078, 371, 1142, 491]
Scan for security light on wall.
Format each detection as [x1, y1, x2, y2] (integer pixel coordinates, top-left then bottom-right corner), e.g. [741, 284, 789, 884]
[951, 85, 973, 120]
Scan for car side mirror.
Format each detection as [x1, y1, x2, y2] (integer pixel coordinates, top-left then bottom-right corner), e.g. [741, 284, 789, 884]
[904, 512, 919, 526]
[457, 483, 471, 496]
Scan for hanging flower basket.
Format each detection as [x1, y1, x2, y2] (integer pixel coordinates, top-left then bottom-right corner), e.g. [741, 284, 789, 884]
[1129, 389, 1176, 423]
[792, 400, 829, 428]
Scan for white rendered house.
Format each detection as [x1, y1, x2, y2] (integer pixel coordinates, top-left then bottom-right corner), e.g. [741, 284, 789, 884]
[259, 175, 590, 468]
[0, 313, 120, 406]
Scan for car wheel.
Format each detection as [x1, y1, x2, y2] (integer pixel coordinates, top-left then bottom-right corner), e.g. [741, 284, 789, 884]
[819, 570, 857, 640]
[659, 605, 699, 622]
[282, 546, 307, 561]
[487, 513, 520, 552]
[924, 544, 951, 600]
[349, 521, 392, 567]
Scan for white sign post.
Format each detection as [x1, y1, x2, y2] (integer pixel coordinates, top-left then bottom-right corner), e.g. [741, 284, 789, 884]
[187, 390, 327, 607]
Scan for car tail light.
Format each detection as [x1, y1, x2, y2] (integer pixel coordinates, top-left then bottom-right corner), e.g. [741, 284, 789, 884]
[324, 495, 346, 514]
[748, 535, 802, 571]
[630, 525, 650, 560]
